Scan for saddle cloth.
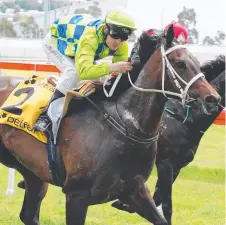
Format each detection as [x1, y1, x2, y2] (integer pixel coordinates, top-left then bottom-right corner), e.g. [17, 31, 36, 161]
[0, 76, 55, 143]
[0, 75, 99, 143]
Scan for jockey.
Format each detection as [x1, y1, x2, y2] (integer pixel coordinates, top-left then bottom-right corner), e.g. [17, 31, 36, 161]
[131, 22, 188, 68]
[34, 8, 136, 132]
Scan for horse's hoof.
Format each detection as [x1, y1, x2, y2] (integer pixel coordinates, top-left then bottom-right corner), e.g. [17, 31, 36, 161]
[111, 200, 135, 213]
[17, 180, 26, 189]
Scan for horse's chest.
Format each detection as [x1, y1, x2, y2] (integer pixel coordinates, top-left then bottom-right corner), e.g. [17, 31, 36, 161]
[90, 145, 156, 204]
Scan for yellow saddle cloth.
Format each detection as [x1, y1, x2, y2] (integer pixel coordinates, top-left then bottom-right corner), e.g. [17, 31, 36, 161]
[0, 76, 100, 143]
[0, 76, 55, 143]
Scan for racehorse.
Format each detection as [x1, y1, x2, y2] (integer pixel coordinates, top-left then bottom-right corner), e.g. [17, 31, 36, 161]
[112, 56, 225, 225]
[0, 25, 220, 225]
[153, 69, 225, 225]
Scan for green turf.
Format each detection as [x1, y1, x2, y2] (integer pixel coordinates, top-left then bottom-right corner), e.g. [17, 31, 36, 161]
[0, 125, 224, 225]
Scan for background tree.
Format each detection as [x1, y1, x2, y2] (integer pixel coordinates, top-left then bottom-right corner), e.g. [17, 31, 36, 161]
[0, 18, 17, 38]
[14, 4, 21, 13]
[88, 1, 102, 17]
[74, 1, 102, 17]
[74, 8, 89, 14]
[202, 30, 225, 45]
[38, 28, 44, 39]
[18, 16, 40, 38]
[214, 30, 225, 45]
[177, 6, 199, 44]
[202, 36, 215, 45]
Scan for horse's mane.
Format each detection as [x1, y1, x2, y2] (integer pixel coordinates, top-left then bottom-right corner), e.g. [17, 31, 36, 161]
[103, 30, 164, 100]
[200, 54, 225, 82]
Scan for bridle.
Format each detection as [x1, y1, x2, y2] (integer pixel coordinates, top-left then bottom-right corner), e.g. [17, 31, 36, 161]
[127, 44, 205, 106]
[103, 44, 205, 106]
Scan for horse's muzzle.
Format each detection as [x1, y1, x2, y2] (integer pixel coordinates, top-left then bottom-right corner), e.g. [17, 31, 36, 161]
[204, 94, 221, 114]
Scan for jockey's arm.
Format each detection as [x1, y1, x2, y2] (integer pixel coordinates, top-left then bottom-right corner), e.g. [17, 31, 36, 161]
[75, 29, 110, 80]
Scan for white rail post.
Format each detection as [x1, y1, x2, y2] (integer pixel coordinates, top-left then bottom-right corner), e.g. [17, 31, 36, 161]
[6, 168, 15, 196]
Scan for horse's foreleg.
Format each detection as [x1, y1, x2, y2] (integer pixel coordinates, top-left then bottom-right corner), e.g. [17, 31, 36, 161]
[154, 160, 173, 225]
[63, 179, 90, 225]
[153, 175, 162, 207]
[172, 168, 181, 183]
[20, 172, 48, 225]
[125, 183, 168, 225]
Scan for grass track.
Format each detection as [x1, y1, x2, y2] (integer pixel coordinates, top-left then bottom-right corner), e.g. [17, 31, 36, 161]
[0, 125, 224, 225]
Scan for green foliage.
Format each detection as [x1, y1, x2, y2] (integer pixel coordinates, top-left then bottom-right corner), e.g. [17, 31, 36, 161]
[214, 30, 225, 45]
[203, 30, 225, 45]
[177, 6, 199, 44]
[74, 1, 102, 18]
[74, 8, 89, 14]
[88, 1, 102, 18]
[18, 16, 40, 38]
[0, 18, 17, 37]
[14, 4, 20, 13]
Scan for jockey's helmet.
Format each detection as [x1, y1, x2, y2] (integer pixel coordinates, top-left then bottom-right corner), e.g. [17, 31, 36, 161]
[105, 8, 136, 41]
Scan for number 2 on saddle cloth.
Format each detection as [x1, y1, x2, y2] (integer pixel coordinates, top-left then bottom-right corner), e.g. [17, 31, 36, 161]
[0, 75, 55, 143]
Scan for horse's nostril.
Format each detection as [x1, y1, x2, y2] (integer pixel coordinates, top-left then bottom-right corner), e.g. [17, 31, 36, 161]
[205, 95, 220, 105]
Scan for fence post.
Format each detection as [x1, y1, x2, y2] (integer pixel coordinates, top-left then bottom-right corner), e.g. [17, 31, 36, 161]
[6, 168, 15, 196]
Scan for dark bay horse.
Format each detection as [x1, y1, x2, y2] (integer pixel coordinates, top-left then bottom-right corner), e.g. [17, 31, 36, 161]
[112, 55, 225, 225]
[153, 69, 225, 225]
[0, 25, 220, 225]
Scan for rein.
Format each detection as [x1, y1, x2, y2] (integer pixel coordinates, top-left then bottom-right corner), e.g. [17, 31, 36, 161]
[83, 95, 158, 145]
[164, 106, 205, 134]
[100, 44, 205, 144]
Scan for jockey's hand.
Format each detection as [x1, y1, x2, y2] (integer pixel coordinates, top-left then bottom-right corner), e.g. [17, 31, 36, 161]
[110, 61, 133, 74]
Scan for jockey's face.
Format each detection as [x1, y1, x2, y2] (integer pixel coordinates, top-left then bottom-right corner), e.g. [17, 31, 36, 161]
[106, 34, 123, 51]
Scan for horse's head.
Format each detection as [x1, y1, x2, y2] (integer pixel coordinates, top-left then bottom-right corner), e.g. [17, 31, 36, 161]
[144, 24, 221, 114]
[185, 70, 225, 128]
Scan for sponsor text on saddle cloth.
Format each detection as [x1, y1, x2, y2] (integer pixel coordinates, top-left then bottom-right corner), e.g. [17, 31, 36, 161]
[0, 76, 55, 143]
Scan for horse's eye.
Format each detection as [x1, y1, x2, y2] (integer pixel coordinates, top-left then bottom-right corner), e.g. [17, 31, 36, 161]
[176, 61, 186, 69]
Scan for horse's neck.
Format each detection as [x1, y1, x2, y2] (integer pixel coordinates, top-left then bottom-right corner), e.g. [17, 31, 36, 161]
[118, 70, 166, 136]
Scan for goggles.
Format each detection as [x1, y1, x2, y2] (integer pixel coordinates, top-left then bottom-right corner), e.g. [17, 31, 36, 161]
[107, 24, 132, 41]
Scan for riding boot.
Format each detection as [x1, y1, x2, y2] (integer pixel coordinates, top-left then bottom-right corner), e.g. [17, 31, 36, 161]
[34, 89, 64, 132]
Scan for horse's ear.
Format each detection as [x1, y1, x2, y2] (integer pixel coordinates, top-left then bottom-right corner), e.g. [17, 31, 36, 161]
[165, 24, 174, 45]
